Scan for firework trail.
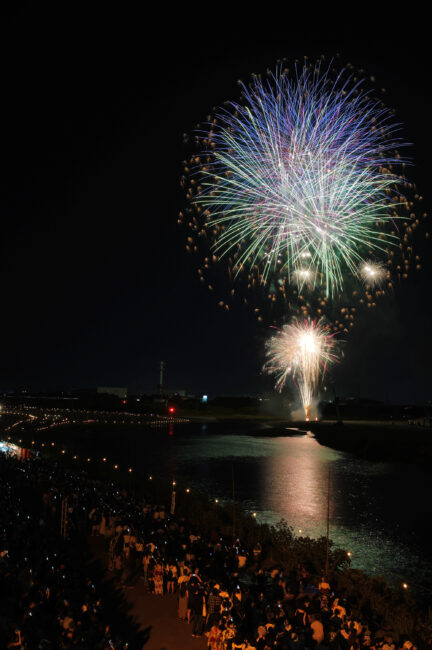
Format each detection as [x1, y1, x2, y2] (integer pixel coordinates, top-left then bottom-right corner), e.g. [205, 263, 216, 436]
[264, 319, 338, 420]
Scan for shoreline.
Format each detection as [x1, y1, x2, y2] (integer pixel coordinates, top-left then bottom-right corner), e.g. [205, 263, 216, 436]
[2, 404, 431, 466]
[304, 420, 432, 466]
[181, 417, 432, 467]
[185, 417, 432, 466]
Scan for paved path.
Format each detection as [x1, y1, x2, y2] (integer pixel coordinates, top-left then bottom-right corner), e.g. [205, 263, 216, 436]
[90, 537, 207, 649]
[124, 583, 207, 650]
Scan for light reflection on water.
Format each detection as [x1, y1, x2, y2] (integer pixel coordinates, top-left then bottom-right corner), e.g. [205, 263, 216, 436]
[149, 428, 431, 588]
[263, 433, 332, 524]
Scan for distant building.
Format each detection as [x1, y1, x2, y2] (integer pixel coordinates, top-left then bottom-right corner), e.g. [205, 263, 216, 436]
[97, 386, 127, 399]
[164, 388, 187, 397]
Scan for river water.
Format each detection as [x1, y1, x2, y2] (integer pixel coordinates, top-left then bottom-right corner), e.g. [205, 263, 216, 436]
[117, 422, 431, 591]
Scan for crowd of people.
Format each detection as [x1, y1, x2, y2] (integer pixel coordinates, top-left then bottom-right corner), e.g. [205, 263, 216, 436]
[93, 502, 419, 650]
[0, 452, 146, 648]
[0, 449, 421, 650]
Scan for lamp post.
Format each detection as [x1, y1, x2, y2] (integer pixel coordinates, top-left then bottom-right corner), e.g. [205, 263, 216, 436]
[171, 480, 176, 515]
[158, 361, 166, 395]
[232, 463, 236, 540]
[325, 468, 331, 577]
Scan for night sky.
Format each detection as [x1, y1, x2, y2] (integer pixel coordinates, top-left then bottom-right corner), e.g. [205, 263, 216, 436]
[1, 6, 431, 402]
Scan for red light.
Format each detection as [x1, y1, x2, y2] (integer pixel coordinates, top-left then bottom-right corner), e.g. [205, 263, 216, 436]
[169, 407, 175, 413]
[122, 400, 126, 404]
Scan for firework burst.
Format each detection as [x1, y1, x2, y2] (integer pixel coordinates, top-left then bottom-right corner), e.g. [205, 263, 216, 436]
[264, 318, 338, 420]
[181, 59, 425, 328]
[359, 260, 387, 287]
[196, 62, 405, 296]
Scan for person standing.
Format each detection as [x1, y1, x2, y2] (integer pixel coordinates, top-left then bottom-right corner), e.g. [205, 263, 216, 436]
[147, 560, 155, 594]
[166, 563, 176, 593]
[189, 585, 205, 637]
[178, 581, 189, 621]
[206, 587, 222, 630]
[256, 625, 267, 650]
[154, 562, 164, 595]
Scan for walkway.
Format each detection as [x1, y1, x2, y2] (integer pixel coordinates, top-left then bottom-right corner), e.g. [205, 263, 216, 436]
[90, 537, 207, 649]
[125, 583, 207, 650]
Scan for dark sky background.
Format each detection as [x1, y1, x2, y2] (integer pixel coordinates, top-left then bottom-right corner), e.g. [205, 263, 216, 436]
[1, 5, 431, 402]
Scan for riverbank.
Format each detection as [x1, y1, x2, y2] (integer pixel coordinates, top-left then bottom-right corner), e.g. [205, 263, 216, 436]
[303, 420, 432, 466]
[1, 423, 430, 646]
[2, 409, 432, 591]
[4, 402, 431, 464]
[178, 417, 432, 467]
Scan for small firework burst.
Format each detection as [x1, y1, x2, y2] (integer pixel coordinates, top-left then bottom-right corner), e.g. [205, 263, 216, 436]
[264, 318, 338, 419]
[359, 261, 387, 287]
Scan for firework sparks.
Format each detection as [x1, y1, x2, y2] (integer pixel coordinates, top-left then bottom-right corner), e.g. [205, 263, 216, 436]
[292, 267, 316, 287]
[359, 260, 387, 287]
[264, 319, 338, 420]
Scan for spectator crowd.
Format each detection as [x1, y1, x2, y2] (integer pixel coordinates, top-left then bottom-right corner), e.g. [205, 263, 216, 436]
[0, 449, 421, 650]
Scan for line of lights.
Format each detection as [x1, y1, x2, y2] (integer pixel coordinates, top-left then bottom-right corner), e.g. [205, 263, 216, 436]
[0, 408, 188, 480]
[0, 410, 416, 592]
